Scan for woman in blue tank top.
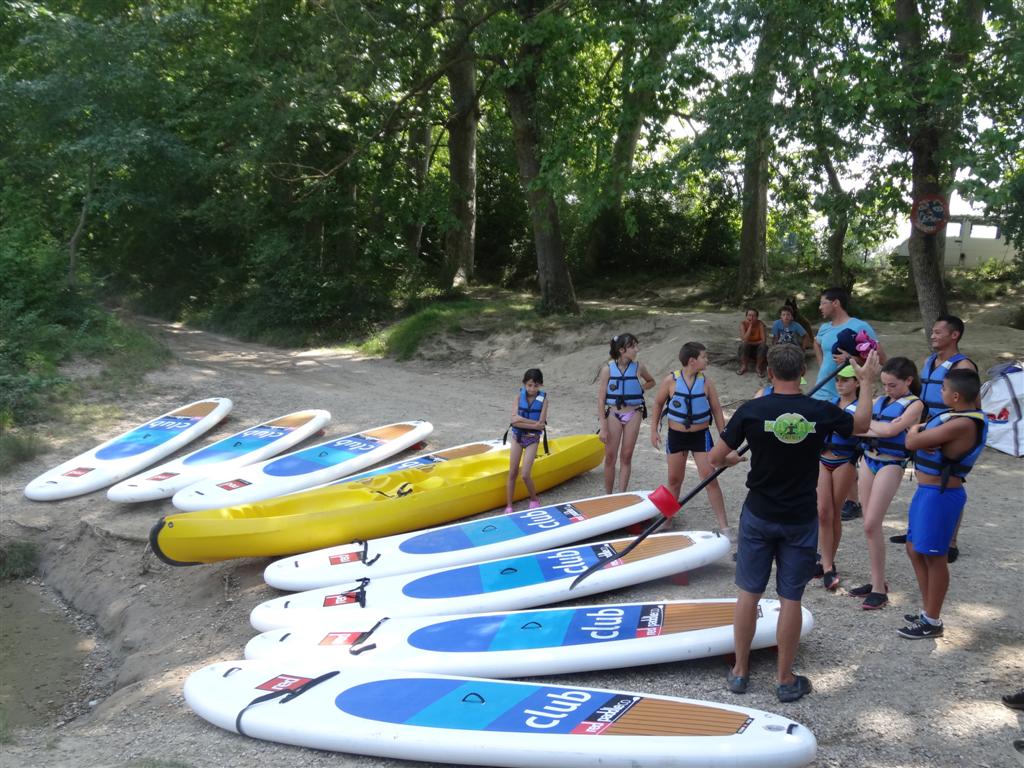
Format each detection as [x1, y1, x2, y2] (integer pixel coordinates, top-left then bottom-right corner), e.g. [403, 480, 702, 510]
[597, 334, 655, 494]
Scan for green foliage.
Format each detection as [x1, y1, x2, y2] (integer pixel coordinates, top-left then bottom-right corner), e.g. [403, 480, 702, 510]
[0, 541, 39, 581]
[0, 431, 48, 474]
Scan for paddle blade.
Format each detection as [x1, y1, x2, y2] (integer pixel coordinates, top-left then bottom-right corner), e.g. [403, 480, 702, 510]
[649, 485, 681, 518]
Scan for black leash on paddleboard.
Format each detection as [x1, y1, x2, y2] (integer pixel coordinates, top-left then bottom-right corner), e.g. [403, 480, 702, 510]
[569, 364, 851, 591]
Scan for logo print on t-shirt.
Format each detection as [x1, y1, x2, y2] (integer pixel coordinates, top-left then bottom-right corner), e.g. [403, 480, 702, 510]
[764, 413, 816, 444]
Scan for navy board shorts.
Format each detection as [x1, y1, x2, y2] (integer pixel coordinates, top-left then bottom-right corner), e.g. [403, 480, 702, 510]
[666, 428, 713, 454]
[734, 504, 818, 601]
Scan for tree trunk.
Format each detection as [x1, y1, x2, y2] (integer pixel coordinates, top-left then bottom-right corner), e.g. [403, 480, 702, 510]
[818, 148, 851, 288]
[505, 84, 577, 314]
[736, 129, 770, 298]
[892, 0, 985, 331]
[504, 1, 577, 314]
[583, 21, 680, 268]
[67, 164, 94, 289]
[734, 13, 778, 300]
[443, 2, 478, 287]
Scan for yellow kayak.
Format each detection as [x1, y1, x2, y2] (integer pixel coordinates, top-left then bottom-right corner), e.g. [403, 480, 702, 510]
[149, 434, 603, 565]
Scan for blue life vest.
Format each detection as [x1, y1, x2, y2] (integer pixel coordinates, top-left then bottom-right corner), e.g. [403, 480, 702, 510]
[913, 410, 988, 489]
[665, 371, 711, 427]
[824, 397, 860, 458]
[516, 388, 545, 432]
[920, 353, 972, 417]
[605, 360, 645, 408]
[864, 394, 921, 458]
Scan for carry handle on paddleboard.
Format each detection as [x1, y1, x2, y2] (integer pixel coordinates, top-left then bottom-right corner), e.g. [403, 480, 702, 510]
[569, 363, 853, 591]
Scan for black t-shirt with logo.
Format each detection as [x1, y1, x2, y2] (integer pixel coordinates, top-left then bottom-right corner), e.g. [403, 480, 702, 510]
[721, 393, 854, 524]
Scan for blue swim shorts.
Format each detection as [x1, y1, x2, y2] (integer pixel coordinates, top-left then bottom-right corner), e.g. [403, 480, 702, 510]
[907, 484, 966, 556]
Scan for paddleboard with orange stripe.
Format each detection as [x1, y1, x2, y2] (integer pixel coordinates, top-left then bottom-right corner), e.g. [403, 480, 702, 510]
[263, 491, 660, 591]
[245, 598, 813, 678]
[185, 660, 816, 767]
[170, 420, 433, 511]
[24, 397, 233, 501]
[250, 531, 730, 631]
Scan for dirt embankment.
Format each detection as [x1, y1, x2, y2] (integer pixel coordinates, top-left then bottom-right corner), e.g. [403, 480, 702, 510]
[1, 312, 1022, 768]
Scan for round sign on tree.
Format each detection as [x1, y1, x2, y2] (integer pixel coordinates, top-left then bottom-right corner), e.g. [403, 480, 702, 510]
[911, 194, 949, 234]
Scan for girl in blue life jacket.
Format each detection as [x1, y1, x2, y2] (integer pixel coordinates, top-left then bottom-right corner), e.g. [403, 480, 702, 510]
[849, 357, 925, 610]
[815, 365, 860, 591]
[505, 368, 550, 513]
[650, 342, 732, 535]
[597, 334, 656, 494]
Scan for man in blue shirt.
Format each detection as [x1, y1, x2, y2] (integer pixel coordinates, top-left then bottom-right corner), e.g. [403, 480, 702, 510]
[813, 287, 887, 402]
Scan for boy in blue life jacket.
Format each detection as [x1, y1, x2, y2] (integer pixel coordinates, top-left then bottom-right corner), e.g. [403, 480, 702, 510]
[505, 368, 549, 513]
[900, 369, 988, 639]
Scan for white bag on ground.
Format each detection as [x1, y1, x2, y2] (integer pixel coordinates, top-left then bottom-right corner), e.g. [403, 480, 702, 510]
[981, 362, 1024, 457]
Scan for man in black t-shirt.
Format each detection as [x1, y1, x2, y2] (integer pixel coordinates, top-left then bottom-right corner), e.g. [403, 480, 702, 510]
[709, 343, 879, 702]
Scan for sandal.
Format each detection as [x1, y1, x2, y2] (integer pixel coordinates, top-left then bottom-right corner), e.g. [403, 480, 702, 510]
[823, 569, 840, 591]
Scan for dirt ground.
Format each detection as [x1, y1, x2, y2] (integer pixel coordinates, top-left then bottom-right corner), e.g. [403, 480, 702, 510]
[1, 308, 1023, 768]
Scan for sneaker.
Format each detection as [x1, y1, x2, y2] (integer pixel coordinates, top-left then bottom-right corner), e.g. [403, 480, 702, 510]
[897, 619, 944, 639]
[947, 545, 959, 563]
[726, 670, 748, 694]
[776, 674, 812, 703]
[904, 612, 923, 623]
[1002, 690, 1024, 710]
[862, 592, 888, 610]
[503, 505, 514, 513]
[848, 583, 874, 597]
[823, 569, 840, 591]
[840, 501, 862, 521]
[890, 533, 908, 544]
[528, 499, 542, 509]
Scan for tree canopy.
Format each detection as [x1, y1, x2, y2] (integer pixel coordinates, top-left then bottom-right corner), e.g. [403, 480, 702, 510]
[2, 0, 1021, 341]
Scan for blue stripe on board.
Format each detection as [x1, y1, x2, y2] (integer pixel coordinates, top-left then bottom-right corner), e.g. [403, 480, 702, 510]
[182, 425, 295, 466]
[263, 435, 383, 477]
[94, 417, 200, 460]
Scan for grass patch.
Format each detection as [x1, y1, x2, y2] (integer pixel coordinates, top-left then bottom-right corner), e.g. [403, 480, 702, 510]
[358, 291, 651, 360]
[0, 541, 39, 580]
[0, 430, 48, 474]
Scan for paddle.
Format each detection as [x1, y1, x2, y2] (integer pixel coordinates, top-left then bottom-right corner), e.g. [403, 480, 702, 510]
[569, 363, 852, 590]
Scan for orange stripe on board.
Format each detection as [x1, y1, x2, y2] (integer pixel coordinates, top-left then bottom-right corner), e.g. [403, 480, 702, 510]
[605, 699, 752, 737]
[362, 424, 416, 440]
[572, 494, 643, 518]
[171, 401, 220, 418]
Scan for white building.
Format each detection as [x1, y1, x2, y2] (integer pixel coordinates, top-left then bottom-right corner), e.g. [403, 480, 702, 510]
[894, 215, 1019, 269]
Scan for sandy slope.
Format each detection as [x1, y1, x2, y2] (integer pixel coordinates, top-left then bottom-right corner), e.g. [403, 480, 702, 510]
[1, 311, 1022, 768]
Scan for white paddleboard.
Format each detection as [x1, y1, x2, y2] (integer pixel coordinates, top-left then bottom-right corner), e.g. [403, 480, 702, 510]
[185, 660, 817, 768]
[245, 598, 813, 678]
[171, 420, 433, 511]
[24, 397, 233, 501]
[250, 532, 730, 631]
[106, 409, 331, 502]
[263, 491, 660, 591]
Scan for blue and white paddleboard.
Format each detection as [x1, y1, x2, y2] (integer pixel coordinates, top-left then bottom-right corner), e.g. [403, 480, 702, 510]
[24, 398, 233, 501]
[245, 598, 813, 678]
[171, 420, 433, 511]
[250, 532, 730, 631]
[289, 438, 506, 494]
[263, 491, 659, 591]
[185, 660, 817, 768]
[107, 409, 331, 503]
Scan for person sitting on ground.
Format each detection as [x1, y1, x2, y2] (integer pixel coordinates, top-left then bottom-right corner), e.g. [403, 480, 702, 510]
[710, 343, 880, 703]
[770, 306, 809, 349]
[737, 309, 767, 376]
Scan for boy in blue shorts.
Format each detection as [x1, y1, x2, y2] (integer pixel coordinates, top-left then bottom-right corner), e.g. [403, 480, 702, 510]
[900, 369, 988, 639]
